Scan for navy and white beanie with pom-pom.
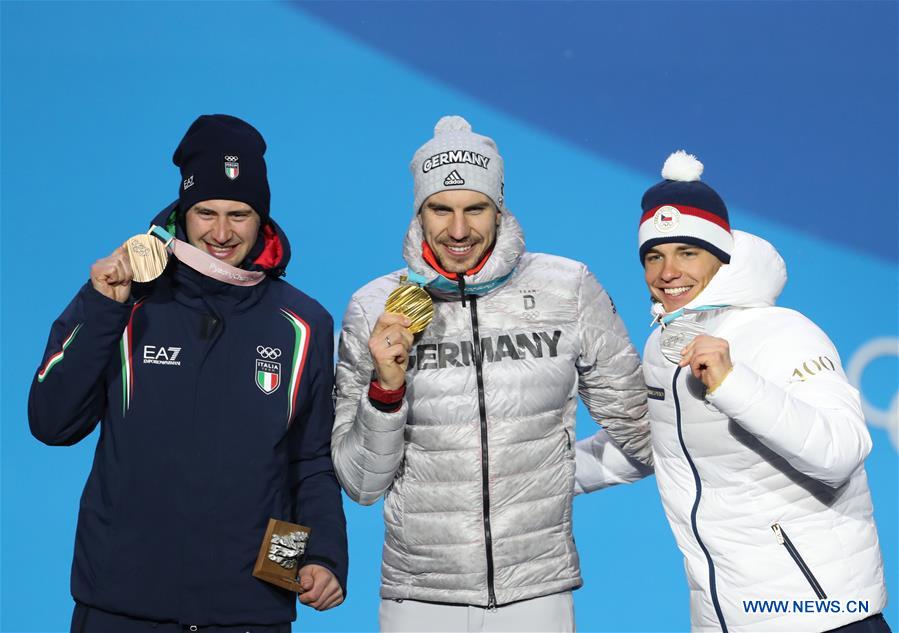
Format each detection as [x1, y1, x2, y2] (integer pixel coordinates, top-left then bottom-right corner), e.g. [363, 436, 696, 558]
[638, 150, 733, 264]
[410, 115, 504, 214]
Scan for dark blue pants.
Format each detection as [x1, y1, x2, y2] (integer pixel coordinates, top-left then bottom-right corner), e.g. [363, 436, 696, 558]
[826, 614, 892, 633]
[70, 603, 291, 633]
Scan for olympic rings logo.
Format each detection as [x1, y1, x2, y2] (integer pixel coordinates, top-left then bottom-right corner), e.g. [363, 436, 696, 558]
[225, 155, 239, 162]
[847, 337, 898, 451]
[256, 346, 282, 359]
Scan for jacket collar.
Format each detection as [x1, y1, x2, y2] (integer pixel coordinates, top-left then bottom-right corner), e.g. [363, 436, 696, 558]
[652, 230, 787, 326]
[402, 209, 525, 300]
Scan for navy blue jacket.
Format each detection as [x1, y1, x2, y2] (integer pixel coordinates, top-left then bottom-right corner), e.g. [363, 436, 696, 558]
[29, 205, 348, 626]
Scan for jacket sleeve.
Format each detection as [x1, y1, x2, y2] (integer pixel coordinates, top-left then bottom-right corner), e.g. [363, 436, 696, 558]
[289, 313, 348, 594]
[574, 428, 654, 495]
[707, 310, 871, 488]
[575, 267, 653, 466]
[28, 282, 131, 446]
[331, 295, 407, 505]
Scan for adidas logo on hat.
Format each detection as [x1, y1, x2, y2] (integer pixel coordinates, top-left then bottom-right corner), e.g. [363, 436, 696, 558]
[443, 170, 465, 186]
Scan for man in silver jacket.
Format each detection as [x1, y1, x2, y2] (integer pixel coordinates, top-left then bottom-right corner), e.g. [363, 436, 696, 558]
[332, 116, 652, 631]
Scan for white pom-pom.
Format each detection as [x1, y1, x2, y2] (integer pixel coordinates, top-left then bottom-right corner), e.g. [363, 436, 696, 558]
[661, 150, 703, 182]
[434, 115, 472, 135]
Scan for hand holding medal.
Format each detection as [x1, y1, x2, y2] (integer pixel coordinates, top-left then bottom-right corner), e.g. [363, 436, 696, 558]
[678, 335, 734, 394]
[368, 277, 434, 390]
[89, 245, 136, 303]
[91, 223, 269, 303]
[90, 229, 170, 303]
[384, 278, 434, 334]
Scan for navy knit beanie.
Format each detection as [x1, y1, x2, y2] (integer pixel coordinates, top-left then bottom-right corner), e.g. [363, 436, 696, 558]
[173, 114, 270, 223]
[638, 151, 733, 264]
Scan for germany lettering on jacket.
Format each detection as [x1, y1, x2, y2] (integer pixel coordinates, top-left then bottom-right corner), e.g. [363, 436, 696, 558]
[422, 149, 490, 173]
[409, 330, 562, 370]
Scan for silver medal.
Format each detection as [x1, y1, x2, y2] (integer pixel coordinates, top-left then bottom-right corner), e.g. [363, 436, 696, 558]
[659, 318, 707, 364]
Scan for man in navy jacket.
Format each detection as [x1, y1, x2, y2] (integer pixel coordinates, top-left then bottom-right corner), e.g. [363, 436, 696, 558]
[29, 115, 347, 632]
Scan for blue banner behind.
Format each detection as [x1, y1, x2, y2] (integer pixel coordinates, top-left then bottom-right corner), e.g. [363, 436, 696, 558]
[2, 2, 895, 631]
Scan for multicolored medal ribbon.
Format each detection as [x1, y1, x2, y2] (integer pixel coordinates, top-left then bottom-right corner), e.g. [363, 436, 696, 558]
[132, 225, 265, 286]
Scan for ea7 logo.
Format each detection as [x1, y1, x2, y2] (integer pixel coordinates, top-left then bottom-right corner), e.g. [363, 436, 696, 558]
[143, 345, 183, 366]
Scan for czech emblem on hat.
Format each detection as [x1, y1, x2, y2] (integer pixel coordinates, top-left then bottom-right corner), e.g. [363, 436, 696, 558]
[653, 205, 681, 233]
[255, 345, 281, 394]
[224, 155, 240, 180]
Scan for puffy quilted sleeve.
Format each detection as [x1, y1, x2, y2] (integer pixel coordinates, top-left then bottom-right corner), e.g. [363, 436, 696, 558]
[574, 428, 653, 494]
[332, 294, 408, 505]
[707, 309, 871, 488]
[575, 267, 652, 466]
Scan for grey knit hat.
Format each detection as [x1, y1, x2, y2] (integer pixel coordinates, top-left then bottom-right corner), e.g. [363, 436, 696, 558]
[410, 115, 504, 213]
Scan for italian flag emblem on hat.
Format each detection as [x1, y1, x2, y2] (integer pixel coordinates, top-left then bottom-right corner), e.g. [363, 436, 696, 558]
[224, 155, 239, 180]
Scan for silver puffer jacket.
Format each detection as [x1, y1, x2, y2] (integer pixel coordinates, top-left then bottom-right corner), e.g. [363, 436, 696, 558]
[332, 211, 650, 606]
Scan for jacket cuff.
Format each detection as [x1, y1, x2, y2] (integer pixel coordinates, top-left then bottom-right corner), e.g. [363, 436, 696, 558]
[705, 363, 775, 432]
[368, 380, 405, 413]
[300, 555, 347, 598]
[76, 282, 135, 344]
[81, 281, 134, 320]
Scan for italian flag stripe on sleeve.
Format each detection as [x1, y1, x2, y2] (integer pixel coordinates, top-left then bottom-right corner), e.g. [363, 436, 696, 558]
[119, 299, 146, 415]
[280, 308, 311, 426]
[37, 323, 84, 382]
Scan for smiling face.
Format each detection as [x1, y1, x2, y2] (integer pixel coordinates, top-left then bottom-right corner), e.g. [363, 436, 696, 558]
[419, 189, 500, 273]
[184, 199, 261, 267]
[643, 242, 723, 312]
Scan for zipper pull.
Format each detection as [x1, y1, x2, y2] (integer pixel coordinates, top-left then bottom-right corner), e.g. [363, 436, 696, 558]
[487, 596, 497, 611]
[771, 523, 785, 544]
[459, 276, 467, 308]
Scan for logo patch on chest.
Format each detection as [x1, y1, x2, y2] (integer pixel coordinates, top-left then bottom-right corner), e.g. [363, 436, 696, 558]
[143, 345, 182, 366]
[255, 346, 282, 394]
[647, 385, 665, 401]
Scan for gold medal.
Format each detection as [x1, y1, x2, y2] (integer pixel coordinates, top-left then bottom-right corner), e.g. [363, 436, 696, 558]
[385, 276, 434, 334]
[126, 232, 169, 283]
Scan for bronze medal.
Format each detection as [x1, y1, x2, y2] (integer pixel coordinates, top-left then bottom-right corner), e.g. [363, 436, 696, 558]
[385, 277, 434, 334]
[126, 233, 169, 283]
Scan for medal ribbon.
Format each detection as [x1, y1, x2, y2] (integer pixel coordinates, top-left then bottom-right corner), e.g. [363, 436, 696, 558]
[149, 225, 265, 287]
[405, 269, 513, 297]
[659, 304, 727, 326]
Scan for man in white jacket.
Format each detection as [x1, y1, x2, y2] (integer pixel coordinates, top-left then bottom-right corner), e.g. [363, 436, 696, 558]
[578, 150, 889, 632]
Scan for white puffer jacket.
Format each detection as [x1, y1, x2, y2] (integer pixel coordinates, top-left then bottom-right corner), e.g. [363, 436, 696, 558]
[641, 231, 887, 631]
[332, 211, 651, 607]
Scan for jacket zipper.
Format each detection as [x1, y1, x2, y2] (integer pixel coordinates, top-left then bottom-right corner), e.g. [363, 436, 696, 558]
[771, 523, 827, 599]
[468, 295, 497, 609]
[672, 366, 728, 632]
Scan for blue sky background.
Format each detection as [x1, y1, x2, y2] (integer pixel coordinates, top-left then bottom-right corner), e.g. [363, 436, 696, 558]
[2, 2, 895, 631]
